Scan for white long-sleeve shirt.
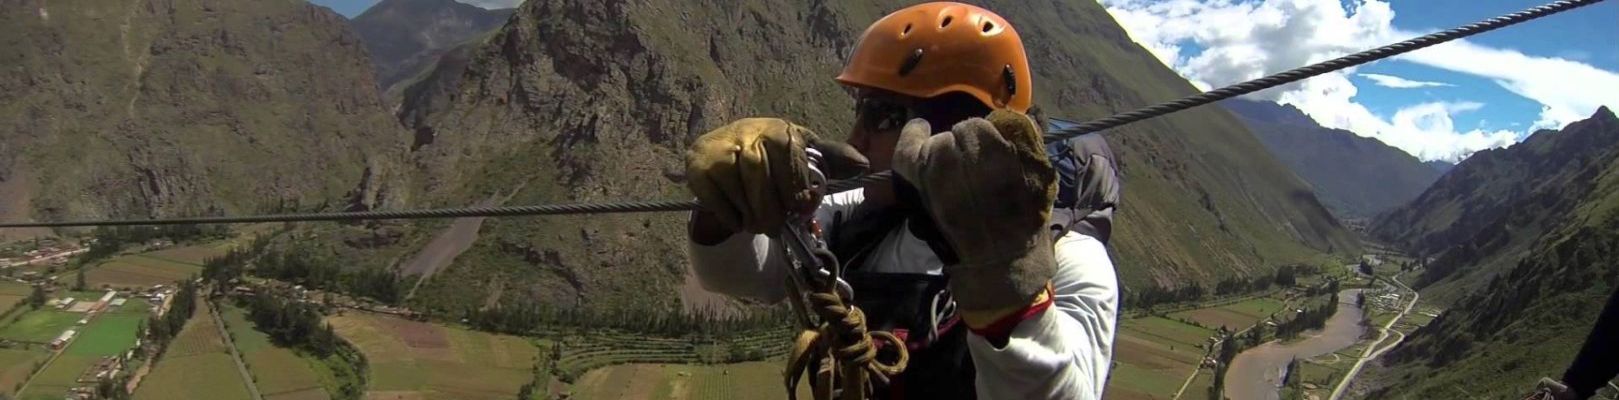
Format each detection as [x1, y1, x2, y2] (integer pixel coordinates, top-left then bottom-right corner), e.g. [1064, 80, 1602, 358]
[687, 188, 1119, 400]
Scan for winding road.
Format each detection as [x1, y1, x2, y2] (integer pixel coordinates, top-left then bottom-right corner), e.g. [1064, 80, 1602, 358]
[1329, 276, 1419, 400]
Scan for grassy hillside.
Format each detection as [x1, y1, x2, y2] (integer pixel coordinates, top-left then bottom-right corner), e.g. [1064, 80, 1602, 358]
[391, 0, 1359, 316]
[1358, 107, 1619, 398]
[1371, 107, 1619, 304]
[0, 0, 412, 225]
[1223, 99, 1442, 219]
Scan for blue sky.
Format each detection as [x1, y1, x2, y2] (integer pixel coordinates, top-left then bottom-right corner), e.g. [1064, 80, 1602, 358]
[1101, 0, 1619, 161]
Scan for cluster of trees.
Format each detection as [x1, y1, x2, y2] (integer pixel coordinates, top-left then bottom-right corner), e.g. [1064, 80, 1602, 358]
[95, 374, 131, 400]
[1129, 283, 1206, 309]
[83, 224, 230, 262]
[26, 285, 45, 310]
[466, 299, 792, 337]
[1215, 275, 1274, 296]
[1275, 291, 1340, 339]
[200, 234, 274, 284]
[1136, 265, 1318, 310]
[235, 288, 346, 357]
[144, 280, 200, 353]
[251, 246, 408, 305]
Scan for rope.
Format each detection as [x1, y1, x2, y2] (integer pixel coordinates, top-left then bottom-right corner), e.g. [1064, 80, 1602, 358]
[0, 0, 1602, 229]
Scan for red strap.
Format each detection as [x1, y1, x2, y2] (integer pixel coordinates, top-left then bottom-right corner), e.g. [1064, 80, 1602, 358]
[968, 288, 1055, 346]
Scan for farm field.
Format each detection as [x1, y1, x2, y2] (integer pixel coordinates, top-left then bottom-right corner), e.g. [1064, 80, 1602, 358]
[327, 311, 538, 399]
[84, 253, 203, 290]
[0, 348, 47, 398]
[143, 245, 228, 266]
[1104, 316, 1218, 399]
[1168, 296, 1287, 331]
[0, 281, 35, 312]
[219, 305, 332, 400]
[132, 299, 253, 400]
[569, 361, 803, 400]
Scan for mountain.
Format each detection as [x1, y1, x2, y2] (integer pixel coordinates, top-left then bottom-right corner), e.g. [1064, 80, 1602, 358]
[1222, 98, 1442, 219]
[0, 0, 411, 228]
[1361, 107, 1619, 399]
[1425, 160, 1456, 175]
[350, 0, 513, 95]
[1370, 107, 1619, 304]
[385, 0, 1360, 316]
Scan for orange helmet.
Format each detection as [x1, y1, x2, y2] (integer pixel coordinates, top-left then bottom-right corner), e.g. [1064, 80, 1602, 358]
[835, 2, 1033, 113]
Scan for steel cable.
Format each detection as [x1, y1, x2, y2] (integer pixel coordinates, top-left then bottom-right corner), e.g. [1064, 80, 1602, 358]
[0, 0, 1603, 229]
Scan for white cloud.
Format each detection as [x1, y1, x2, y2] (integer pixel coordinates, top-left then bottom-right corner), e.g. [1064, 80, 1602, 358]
[1358, 73, 1453, 88]
[1097, 0, 1619, 161]
[455, 0, 521, 9]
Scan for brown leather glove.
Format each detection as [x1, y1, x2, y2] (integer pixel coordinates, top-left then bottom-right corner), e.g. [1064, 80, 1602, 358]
[892, 110, 1057, 328]
[686, 118, 867, 235]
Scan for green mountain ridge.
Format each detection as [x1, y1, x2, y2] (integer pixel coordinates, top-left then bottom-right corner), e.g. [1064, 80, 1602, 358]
[1360, 107, 1619, 398]
[350, 0, 515, 96]
[0, 0, 412, 228]
[388, 0, 1360, 315]
[1222, 98, 1443, 219]
[1371, 106, 1619, 305]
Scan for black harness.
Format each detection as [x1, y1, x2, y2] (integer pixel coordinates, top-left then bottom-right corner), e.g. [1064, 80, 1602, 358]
[825, 200, 976, 400]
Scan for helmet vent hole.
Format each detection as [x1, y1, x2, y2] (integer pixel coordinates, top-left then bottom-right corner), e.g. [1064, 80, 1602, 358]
[903, 23, 912, 35]
[941, 16, 953, 28]
[983, 21, 994, 33]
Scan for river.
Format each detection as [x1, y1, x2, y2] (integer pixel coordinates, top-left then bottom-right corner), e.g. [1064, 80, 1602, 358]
[1225, 289, 1365, 400]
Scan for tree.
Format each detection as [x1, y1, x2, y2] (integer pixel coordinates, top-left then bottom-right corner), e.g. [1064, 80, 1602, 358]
[26, 286, 45, 310]
[1358, 260, 1374, 276]
[74, 268, 86, 291]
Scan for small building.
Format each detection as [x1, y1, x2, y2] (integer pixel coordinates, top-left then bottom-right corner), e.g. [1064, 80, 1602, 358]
[109, 298, 127, 307]
[50, 329, 76, 350]
[56, 297, 75, 310]
[75, 318, 88, 326]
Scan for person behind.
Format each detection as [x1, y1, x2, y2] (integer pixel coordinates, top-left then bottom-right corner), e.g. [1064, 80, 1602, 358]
[683, 3, 1120, 399]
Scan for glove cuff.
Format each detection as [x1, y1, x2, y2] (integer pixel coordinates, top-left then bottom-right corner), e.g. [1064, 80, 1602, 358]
[943, 230, 1056, 313]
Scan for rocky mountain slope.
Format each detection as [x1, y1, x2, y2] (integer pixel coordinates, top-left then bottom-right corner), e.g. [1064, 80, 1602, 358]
[350, 0, 513, 95]
[391, 0, 1360, 315]
[1223, 99, 1442, 219]
[0, 0, 411, 226]
[1425, 160, 1456, 175]
[1364, 107, 1619, 399]
[1371, 107, 1619, 304]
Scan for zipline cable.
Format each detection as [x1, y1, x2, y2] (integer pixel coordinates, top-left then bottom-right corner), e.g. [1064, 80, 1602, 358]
[0, 0, 1604, 229]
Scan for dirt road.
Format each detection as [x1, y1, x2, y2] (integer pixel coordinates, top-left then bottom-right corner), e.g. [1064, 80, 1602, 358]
[1329, 276, 1419, 400]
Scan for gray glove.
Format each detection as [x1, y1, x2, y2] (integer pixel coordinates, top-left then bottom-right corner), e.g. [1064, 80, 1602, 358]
[892, 110, 1057, 327]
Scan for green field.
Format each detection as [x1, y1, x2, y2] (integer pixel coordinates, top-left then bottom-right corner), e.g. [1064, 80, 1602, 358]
[132, 299, 253, 400]
[1169, 296, 1286, 331]
[328, 312, 538, 399]
[65, 313, 142, 356]
[219, 305, 331, 400]
[0, 310, 81, 343]
[570, 362, 794, 400]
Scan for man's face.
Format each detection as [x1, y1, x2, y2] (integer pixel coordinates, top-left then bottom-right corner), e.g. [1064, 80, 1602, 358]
[845, 90, 914, 206]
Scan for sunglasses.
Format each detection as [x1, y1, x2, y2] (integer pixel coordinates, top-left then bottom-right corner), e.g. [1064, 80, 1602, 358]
[854, 96, 913, 132]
